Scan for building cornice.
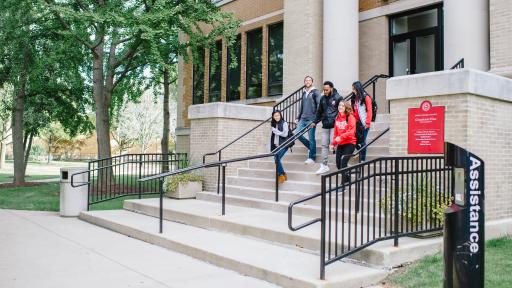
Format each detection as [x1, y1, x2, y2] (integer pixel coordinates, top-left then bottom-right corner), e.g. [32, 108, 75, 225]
[387, 69, 512, 103]
[360, 0, 443, 22]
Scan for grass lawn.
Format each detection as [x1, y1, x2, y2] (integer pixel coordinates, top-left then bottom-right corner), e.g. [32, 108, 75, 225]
[0, 181, 157, 212]
[0, 173, 59, 183]
[389, 236, 512, 288]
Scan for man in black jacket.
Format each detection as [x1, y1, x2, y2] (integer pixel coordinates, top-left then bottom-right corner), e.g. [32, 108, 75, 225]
[310, 81, 343, 174]
[295, 76, 321, 164]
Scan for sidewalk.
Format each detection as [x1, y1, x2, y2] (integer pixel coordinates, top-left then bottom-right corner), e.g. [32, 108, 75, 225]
[0, 209, 279, 288]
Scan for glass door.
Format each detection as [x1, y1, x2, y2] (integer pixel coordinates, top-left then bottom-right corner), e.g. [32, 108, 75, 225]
[389, 4, 443, 76]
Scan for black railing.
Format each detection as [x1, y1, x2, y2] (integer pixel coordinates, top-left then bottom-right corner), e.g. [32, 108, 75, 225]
[71, 153, 188, 209]
[202, 85, 306, 195]
[289, 155, 453, 279]
[450, 58, 464, 69]
[202, 74, 389, 195]
[139, 123, 314, 233]
[342, 74, 389, 103]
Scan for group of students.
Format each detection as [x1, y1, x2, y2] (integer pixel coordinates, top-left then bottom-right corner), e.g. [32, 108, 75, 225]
[270, 76, 373, 184]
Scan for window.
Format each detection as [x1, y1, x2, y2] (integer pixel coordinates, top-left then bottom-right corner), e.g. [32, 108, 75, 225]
[227, 35, 241, 101]
[389, 4, 443, 76]
[268, 22, 284, 96]
[192, 48, 205, 104]
[246, 28, 262, 99]
[209, 40, 222, 103]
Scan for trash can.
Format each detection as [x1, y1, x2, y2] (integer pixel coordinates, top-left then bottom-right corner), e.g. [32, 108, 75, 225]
[60, 167, 88, 217]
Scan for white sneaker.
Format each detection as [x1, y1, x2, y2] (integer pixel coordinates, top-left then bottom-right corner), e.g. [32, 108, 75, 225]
[304, 158, 315, 165]
[315, 164, 330, 174]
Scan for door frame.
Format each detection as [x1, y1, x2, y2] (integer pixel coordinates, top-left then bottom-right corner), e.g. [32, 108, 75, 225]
[389, 4, 444, 76]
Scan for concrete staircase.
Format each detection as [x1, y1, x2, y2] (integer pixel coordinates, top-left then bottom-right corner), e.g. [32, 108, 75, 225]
[79, 114, 443, 288]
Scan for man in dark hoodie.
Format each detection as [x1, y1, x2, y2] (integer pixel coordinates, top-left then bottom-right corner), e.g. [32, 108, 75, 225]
[310, 81, 343, 174]
[295, 76, 321, 164]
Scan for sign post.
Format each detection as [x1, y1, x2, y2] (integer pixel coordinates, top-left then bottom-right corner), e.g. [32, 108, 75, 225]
[444, 142, 485, 288]
[408, 100, 445, 154]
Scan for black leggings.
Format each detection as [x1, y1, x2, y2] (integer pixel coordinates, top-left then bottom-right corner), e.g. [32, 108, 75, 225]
[336, 144, 356, 182]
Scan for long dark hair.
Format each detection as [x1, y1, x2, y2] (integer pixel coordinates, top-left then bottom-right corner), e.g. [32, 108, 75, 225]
[352, 81, 367, 105]
[271, 110, 284, 128]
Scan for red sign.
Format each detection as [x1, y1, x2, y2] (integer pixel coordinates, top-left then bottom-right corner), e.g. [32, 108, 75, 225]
[408, 100, 445, 154]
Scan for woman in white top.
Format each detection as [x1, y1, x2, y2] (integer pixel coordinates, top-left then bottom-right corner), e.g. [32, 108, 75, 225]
[270, 110, 289, 184]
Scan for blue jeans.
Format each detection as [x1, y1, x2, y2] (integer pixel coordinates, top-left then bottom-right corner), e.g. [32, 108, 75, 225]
[360, 128, 370, 161]
[274, 146, 289, 175]
[295, 119, 316, 160]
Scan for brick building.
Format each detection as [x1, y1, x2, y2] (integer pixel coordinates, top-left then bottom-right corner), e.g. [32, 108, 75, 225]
[176, 0, 512, 154]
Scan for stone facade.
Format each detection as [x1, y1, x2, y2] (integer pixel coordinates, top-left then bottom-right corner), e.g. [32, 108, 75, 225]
[283, 0, 323, 96]
[387, 69, 512, 222]
[359, 16, 389, 113]
[189, 103, 272, 191]
[490, 0, 512, 77]
[360, 0, 400, 12]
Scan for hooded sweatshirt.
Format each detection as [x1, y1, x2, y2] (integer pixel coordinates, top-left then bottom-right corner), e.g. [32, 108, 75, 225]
[331, 112, 357, 146]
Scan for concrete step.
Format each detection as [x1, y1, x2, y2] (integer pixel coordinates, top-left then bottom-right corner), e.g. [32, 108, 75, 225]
[249, 159, 337, 172]
[223, 184, 377, 207]
[309, 131, 389, 147]
[122, 198, 443, 268]
[248, 159, 392, 174]
[197, 191, 387, 226]
[238, 168, 320, 182]
[290, 144, 390, 156]
[80, 209, 389, 288]
[228, 176, 320, 193]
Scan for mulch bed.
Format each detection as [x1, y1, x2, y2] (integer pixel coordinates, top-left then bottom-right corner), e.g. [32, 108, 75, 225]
[0, 182, 51, 189]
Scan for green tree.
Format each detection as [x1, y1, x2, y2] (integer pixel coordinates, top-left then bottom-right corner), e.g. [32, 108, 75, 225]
[0, 0, 92, 183]
[43, 0, 240, 163]
[0, 84, 13, 169]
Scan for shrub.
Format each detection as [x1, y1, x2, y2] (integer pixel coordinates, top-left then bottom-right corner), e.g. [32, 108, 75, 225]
[380, 174, 453, 228]
[163, 173, 203, 193]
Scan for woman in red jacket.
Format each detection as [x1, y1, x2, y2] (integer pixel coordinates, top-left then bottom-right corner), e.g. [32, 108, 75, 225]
[329, 101, 356, 177]
[351, 81, 372, 162]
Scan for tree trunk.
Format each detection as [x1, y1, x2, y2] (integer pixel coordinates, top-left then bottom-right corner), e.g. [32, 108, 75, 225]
[93, 46, 112, 160]
[12, 48, 29, 184]
[23, 133, 33, 172]
[161, 68, 170, 172]
[0, 142, 6, 170]
[92, 44, 113, 189]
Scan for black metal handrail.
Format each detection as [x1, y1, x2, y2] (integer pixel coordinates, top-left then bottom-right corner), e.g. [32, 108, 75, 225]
[290, 155, 453, 279]
[341, 128, 390, 163]
[202, 85, 306, 164]
[288, 128, 390, 232]
[202, 85, 306, 195]
[342, 74, 389, 102]
[138, 122, 314, 233]
[450, 58, 464, 69]
[203, 74, 389, 195]
[70, 153, 188, 209]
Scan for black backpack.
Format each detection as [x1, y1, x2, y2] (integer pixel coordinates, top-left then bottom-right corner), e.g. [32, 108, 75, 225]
[365, 93, 378, 122]
[353, 93, 378, 122]
[286, 128, 295, 149]
[347, 116, 365, 146]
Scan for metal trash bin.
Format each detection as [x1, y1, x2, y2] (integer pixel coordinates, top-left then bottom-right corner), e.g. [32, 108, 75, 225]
[60, 167, 88, 217]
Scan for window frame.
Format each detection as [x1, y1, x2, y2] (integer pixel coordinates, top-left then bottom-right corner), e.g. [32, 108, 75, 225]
[267, 21, 284, 97]
[388, 4, 444, 77]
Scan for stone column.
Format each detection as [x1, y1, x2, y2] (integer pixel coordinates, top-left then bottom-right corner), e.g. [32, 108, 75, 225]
[323, 0, 358, 94]
[283, 0, 323, 95]
[444, 0, 489, 70]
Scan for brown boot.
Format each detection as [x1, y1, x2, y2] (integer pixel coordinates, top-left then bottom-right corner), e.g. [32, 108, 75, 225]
[283, 172, 288, 181]
[278, 174, 286, 184]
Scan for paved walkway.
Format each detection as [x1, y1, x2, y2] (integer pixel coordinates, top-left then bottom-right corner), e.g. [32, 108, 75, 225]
[0, 209, 279, 288]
